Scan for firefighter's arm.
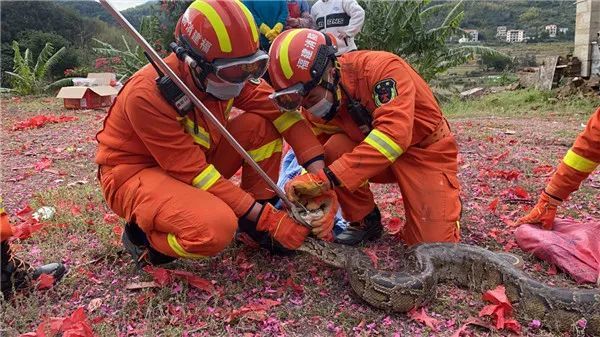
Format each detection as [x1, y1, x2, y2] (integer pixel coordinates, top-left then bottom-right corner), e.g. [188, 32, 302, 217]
[545, 107, 600, 200]
[329, 60, 415, 191]
[126, 88, 254, 216]
[234, 80, 325, 167]
[342, 0, 365, 37]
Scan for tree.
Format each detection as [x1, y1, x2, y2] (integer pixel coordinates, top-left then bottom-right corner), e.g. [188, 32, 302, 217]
[480, 53, 513, 71]
[5, 41, 70, 95]
[356, 0, 503, 81]
[16, 30, 78, 78]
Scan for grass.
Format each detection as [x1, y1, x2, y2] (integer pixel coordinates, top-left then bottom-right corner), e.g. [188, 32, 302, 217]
[442, 88, 600, 119]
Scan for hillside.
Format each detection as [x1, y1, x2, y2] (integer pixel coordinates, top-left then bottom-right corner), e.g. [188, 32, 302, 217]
[460, 0, 576, 40]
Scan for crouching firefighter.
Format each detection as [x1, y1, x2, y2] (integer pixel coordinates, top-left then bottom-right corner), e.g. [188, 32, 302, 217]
[517, 107, 600, 229]
[96, 0, 336, 266]
[1, 197, 66, 298]
[267, 29, 462, 246]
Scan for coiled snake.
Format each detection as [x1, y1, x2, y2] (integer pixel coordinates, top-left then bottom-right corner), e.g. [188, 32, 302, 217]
[298, 238, 600, 335]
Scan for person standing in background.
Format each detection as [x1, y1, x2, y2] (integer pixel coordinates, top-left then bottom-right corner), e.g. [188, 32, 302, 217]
[286, 0, 313, 29]
[243, 0, 289, 52]
[311, 0, 365, 55]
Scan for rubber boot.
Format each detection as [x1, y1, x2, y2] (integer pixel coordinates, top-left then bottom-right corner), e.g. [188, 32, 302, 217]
[334, 207, 383, 246]
[1, 240, 66, 299]
[121, 222, 176, 268]
[236, 197, 295, 256]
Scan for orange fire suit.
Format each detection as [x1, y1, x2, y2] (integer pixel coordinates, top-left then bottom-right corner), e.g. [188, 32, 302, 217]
[1, 198, 13, 242]
[304, 51, 461, 245]
[545, 107, 600, 200]
[96, 53, 323, 259]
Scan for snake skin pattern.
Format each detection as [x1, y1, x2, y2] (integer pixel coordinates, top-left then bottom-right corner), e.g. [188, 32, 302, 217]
[298, 238, 600, 335]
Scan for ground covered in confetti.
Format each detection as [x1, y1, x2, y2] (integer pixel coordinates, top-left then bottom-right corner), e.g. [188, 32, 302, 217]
[1, 91, 599, 336]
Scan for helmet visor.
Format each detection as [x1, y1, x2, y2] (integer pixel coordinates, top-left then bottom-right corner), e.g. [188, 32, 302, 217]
[269, 83, 306, 112]
[213, 51, 269, 84]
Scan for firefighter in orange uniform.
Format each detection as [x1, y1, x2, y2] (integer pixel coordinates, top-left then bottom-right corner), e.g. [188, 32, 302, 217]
[267, 29, 462, 246]
[517, 107, 600, 229]
[1, 197, 65, 298]
[96, 1, 333, 266]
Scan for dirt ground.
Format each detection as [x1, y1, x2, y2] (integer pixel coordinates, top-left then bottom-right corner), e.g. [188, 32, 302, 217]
[1, 94, 598, 336]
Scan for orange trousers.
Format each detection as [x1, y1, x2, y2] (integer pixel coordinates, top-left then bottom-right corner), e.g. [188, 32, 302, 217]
[1, 212, 13, 243]
[100, 113, 282, 258]
[325, 133, 461, 245]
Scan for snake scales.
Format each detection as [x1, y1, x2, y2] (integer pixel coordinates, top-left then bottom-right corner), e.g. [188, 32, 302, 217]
[298, 238, 600, 335]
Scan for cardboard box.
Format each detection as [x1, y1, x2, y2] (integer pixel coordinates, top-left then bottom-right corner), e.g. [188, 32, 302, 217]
[56, 73, 119, 109]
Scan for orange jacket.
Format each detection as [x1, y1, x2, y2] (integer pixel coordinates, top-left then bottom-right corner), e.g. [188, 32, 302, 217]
[304, 50, 447, 191]
[96, 54, 323, 217]
[546, 107, 600, 200]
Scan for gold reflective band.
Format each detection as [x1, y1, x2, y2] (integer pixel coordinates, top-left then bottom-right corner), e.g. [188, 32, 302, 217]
[273, 112, 303, 133]
[167, 233, 205, 259]
[234, 0, 258, 43]
[563, 148, 598, 173]
[181, 117, 211, 149]
[311, 122, 342, 135]
[193, 164, 221, 190]
[364, 129, 404, 162]
[279, 29, 303, 79]
[190, 0, 232, 52]
[248, 138, 283, 162]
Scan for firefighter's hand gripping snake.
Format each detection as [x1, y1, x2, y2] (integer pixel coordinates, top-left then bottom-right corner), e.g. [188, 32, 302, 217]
[297, 237, 600, 335]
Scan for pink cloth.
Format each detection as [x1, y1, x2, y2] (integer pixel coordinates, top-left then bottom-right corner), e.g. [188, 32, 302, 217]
[515, 218, 600, 284]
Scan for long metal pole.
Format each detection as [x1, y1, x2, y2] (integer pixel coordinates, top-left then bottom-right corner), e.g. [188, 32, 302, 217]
[98, 0, 295, 210]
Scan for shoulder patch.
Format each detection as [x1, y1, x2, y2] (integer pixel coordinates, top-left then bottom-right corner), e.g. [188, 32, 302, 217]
[249, 78, 261, 85]
[373, 78, 397, 107]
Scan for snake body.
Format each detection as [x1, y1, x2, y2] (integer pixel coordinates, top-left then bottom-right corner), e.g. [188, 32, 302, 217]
[298, 238, 600, 335]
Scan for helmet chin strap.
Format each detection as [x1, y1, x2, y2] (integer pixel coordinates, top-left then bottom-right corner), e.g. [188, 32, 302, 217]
[320, 64, 341, 122]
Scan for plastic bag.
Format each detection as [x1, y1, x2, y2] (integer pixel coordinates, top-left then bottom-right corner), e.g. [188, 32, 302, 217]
[515, 218, 600, 284]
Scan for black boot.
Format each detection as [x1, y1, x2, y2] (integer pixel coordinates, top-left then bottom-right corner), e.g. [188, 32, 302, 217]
[334, 207, 383, 246]
[1, 241, 66, 299]
[121, 222, 176, 268]
[236, 197, 295, 256]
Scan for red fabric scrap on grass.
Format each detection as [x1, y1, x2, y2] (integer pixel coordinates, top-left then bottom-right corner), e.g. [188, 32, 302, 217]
[516, 218, 600, 284]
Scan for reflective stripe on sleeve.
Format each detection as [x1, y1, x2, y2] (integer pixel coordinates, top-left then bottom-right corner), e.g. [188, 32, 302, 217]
[248, 138, 283, 162]
[167, 233, 205, 259]
[192, 164, 221, 190]
[563, 148, 598, 173]
[181, 117, 211, 149]
[273, 111, 303, 133]
[364, 129, 404, 162]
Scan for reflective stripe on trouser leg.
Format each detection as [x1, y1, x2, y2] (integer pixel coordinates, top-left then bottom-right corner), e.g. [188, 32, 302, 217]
[562, 148, 598, 173]
[167, 233, 206, 259]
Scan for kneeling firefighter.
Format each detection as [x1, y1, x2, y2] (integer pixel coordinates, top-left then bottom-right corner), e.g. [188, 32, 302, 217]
[96, 0, 336, 266]
[267, 29, 462, 246]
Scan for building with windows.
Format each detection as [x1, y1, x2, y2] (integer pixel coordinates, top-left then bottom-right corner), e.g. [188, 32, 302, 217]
[459, 29, 479, 43]
[545, 24, 558, 37]
[506, 29, 525, 43]
[496, 26, 507, 39]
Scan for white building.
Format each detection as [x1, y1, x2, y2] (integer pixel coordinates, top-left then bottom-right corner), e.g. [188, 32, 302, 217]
[506, 30, 525, 43]
[496, 26, 507, 39]
[545, 24, 558, 37]
[459, 29, 479, 43]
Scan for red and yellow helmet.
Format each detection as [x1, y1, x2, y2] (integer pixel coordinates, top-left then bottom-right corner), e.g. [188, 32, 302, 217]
[175, 0, 268, 84]
[267, 29, 338, 112]
[268, 28, 337, 91]
[176, 0, 259, 61]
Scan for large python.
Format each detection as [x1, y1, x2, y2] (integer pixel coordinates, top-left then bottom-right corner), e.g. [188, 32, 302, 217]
[298, 238, 600, 335]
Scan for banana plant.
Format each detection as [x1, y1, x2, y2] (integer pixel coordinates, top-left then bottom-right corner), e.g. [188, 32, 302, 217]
[5, 41, 67, 95]
[356, 0, 503, 81]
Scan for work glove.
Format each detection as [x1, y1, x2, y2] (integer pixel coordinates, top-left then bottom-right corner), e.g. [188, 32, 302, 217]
[256, 203, 310, 249]
[285, 170, 332, 202]
[266, 29, 278, 42]
[273, 22, 284, 34]
[303, 190, 338, 240]
[259, 23, 271, 37]
[516, 191, 562, 230]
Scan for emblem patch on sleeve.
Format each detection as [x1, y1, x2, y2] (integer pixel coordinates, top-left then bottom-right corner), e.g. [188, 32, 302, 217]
[373, 78, 397, 107]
